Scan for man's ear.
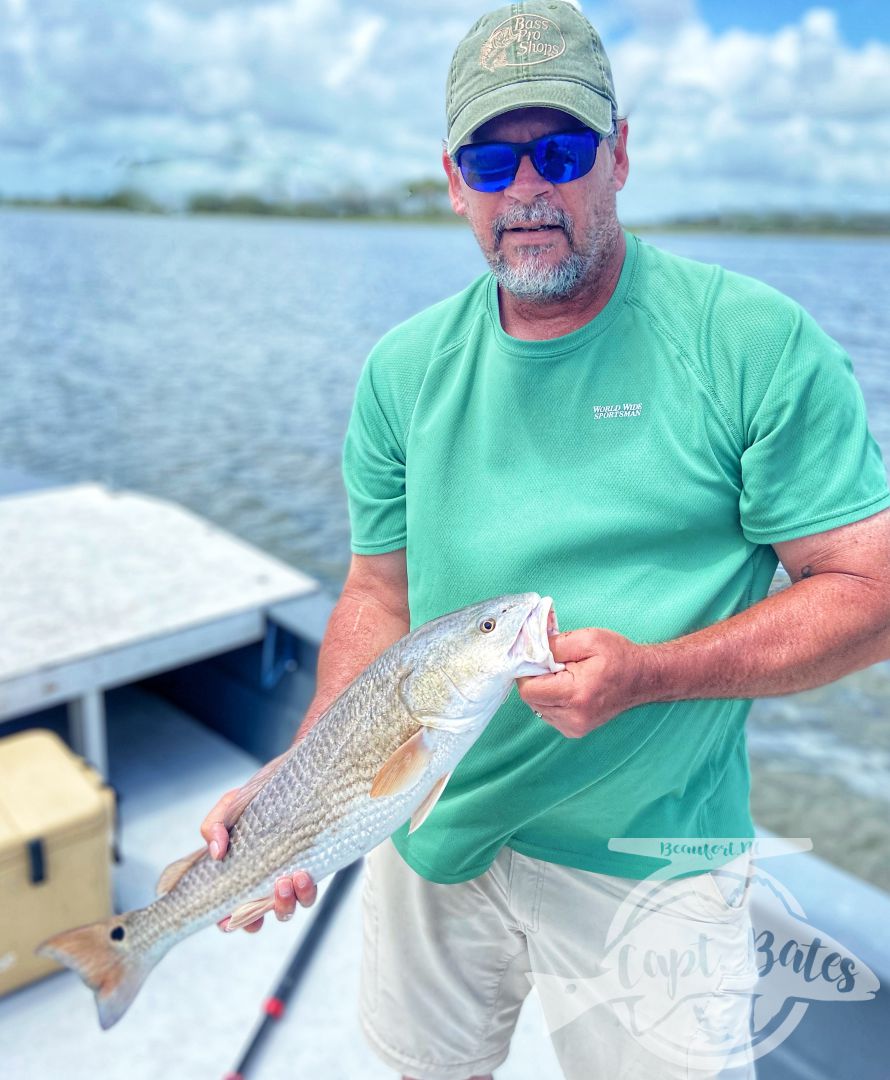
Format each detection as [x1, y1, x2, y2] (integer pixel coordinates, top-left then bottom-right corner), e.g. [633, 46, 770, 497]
[442, 147, 467, 217]
[611, 119, 629, 192]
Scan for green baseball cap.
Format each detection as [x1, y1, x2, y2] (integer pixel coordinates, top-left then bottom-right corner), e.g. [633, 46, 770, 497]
[446, 1, 617, 154]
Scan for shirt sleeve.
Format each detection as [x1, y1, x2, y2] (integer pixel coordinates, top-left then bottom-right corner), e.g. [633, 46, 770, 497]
[342, 356, 408, 554]
[739, 307, 890, 544]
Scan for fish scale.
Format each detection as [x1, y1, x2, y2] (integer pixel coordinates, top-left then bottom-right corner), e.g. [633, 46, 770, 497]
[36, 592, 561, 1028]
[128, 670, 432, 952]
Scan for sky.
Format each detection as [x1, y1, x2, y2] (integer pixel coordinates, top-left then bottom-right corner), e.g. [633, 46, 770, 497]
[0, 0, 888, 221]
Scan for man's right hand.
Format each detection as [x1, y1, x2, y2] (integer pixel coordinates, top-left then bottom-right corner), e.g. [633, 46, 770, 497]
[200, 785, 318, 933]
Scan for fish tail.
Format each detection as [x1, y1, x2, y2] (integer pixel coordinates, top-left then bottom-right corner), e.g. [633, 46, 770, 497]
[36, 912, 159, 1029]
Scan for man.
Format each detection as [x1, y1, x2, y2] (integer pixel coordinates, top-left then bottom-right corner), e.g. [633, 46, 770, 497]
[202, 2, 890, 1077]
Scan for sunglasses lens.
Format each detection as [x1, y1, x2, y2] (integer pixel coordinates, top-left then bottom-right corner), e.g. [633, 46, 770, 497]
[534, 131, 598, 184]
[457, 143, 519, 193]
[457, 130, 600, 192]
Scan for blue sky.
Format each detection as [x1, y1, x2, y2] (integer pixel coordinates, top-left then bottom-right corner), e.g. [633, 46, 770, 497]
[0, 0, 887, 221]
[697, 0, 890, 47]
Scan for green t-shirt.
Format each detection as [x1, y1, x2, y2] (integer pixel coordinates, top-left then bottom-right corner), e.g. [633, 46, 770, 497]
[342, 232, 890, 883]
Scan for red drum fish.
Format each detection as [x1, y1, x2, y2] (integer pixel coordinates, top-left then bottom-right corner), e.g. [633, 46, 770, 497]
[38, 593, 561, 1028]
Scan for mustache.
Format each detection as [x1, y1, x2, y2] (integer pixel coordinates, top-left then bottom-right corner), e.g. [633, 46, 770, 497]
[492, 201, 574, 247]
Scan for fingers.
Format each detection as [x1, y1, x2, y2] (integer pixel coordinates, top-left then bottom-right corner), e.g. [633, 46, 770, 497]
[517, 668, 574, 706]
[514, 630, 603, 706]
[273, 876, 297, 920]
[272, 872, 318, 920]
[517, 660, 581, 735]
[537, 707, 586, 739]
[294, 872, 318, 908]
[201, 752, 292, 860]
[216, 871, 318, 934]
[517, 629, 615, 710]
[200, 787, 240, 860]
[517, 696, 590, 739]
[549, 628, 601, 664]
[206, 821, 230, 861]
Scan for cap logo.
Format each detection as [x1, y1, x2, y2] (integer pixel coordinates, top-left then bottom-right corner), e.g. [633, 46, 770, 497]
[479, 14, 566, 72]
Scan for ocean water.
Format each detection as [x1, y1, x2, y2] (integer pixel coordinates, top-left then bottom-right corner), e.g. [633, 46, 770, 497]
[0, 209, 888, 887]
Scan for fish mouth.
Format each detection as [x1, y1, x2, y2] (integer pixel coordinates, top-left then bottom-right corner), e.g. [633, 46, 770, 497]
[509, 596, 564, 676]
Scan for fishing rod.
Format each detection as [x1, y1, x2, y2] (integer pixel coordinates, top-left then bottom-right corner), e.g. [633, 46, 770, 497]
[223, 858, 363, 1080]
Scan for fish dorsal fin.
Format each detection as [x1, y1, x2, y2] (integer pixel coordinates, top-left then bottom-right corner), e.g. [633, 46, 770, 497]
[156, 846, 207, 896]
[370, 728, 433, 798]
[220, 749, 291, 833]
[223, 896, 275, 932]
[157, 750, 292, 896]
[408, 771, 453, 834]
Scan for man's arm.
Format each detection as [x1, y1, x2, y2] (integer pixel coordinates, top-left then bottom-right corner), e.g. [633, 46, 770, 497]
[519, 510, 890, 738]
[301, 548, 410, 732]
[200, 549, 409, 928]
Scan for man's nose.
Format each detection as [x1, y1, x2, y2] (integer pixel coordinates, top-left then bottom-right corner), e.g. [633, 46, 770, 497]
[505, 152, 552, 200]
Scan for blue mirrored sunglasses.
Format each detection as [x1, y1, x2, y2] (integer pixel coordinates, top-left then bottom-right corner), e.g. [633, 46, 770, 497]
[455, 129, 600, 193]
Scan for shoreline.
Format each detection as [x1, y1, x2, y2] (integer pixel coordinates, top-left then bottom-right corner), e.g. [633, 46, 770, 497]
[2, 202, 888, 239]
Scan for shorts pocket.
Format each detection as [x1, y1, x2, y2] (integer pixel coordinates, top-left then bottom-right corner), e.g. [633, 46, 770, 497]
[702, 854, 752, 913]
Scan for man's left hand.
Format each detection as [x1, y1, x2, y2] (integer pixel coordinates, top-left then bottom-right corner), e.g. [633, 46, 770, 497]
[517, 628, 651, 738]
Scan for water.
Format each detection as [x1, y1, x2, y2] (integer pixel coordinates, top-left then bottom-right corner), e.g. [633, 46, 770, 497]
[1, 209, 888, 887]
[0, 211, 489, 587]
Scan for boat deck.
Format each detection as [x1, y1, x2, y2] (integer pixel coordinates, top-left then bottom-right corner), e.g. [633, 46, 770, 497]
[2, 477, 887, 1078]
[0, 483, 318, 776]
[0, 687, 559, 1079]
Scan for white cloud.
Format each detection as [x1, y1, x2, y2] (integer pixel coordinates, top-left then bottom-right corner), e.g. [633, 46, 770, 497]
[609, 5, 890, 218]
[181, 66, 254, 115]
[0, 0, 887, 219]
[324, 13, 385, 91]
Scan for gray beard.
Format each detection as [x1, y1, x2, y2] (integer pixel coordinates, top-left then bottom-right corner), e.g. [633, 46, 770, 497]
[490, 248, 591, 302]
[485, 201, 618, 303]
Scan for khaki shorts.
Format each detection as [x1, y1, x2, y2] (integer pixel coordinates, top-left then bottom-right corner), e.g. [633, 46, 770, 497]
[360, 841, 756, 1080]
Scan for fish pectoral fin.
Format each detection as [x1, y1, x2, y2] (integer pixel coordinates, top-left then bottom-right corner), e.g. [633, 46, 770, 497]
[408, 771, 453, 834]
[370, 728, 433, 798]
[156, 846, 208, 896]
[224, 896, 276, 932]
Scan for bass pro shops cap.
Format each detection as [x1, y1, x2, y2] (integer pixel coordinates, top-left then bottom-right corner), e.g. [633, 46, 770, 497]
[446, 0, 618, 154]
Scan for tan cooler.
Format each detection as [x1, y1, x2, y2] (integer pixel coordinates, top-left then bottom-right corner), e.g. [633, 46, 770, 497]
[0, 728, 115, 996]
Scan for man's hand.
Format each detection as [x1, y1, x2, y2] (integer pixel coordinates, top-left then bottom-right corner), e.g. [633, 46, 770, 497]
[200, 785, 317, 933]
[518, 509, 890, 733]
[517, 628, 650, 738]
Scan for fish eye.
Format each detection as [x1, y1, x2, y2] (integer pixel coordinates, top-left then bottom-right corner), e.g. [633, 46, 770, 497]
[110, 926, 126, 941]
[478, 616, 497, 633]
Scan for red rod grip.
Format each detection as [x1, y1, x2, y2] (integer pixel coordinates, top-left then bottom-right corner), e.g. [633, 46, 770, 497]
[263, 996, 286, 1020]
